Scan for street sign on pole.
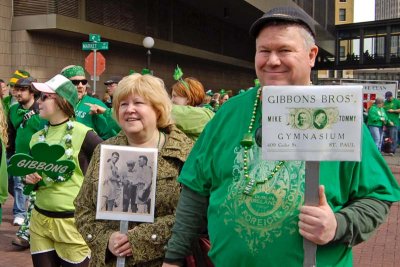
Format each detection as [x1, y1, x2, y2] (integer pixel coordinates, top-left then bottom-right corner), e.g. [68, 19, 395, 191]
[85, 52, 106, 77]
[82, 42, 109, 51]
[85, 51, 106, 94]
[82, 34, 109, 94]
[89, 33, 101, 42]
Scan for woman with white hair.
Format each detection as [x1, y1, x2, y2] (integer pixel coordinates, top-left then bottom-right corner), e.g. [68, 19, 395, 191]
[367, 97, 393, 151]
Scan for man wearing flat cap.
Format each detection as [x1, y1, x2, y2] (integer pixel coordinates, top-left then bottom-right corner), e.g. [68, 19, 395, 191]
[383, 91, 400, 155]
[163, 6, 400, 267]
[102, 76, 122, 108]
[104, 76, 122, 100]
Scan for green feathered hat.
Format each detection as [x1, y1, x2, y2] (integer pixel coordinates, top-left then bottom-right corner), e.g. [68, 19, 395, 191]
[173, 65, 189, 90]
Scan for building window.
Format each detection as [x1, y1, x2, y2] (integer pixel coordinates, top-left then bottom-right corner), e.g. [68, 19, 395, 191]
[339, 0, 346, 2]
[339, 9, 346, 21]
[339, 46, 346, 59]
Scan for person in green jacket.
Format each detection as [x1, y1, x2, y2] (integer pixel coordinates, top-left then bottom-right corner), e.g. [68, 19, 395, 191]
[61, 65, 119, 140]
[170, 70, 214, 140]
[367, 97, 392, 151]
[383, 91, 400, 155]
[8, 77, 47, 249]
[163, 6, 400, 267]
[3, 70, 30, 117]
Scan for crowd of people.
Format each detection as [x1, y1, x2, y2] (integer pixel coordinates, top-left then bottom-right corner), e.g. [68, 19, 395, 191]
[0, 50, 235, 267]
[0, 5, 399, 267]
[366, 91, 400, 155]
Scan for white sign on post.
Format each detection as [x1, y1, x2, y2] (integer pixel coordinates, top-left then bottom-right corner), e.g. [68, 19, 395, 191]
[262, 85, 363, 162]
[341, 80, 398, 99]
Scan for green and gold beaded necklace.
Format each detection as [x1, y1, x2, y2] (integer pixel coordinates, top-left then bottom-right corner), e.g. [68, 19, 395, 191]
[240, 87, 285, 195]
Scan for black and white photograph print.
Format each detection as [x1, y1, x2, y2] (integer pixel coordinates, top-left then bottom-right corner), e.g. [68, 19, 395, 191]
[96, 144, 158, 223]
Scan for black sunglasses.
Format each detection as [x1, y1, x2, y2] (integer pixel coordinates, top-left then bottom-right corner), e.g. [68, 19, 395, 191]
[71, 79, 88, 86]
[39, 93, 56, 102]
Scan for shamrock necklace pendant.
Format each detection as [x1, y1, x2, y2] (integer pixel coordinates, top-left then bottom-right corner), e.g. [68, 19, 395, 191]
[240, 87, 285, 196]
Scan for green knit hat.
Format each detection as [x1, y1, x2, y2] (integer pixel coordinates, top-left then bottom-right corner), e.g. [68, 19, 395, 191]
[61, 65, 86, 79]
[32, 74, 78, 108]
[9, 70, 30, 86]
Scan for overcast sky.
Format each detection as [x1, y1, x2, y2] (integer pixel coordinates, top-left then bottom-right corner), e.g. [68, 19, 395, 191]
[354, 0, 375, 22]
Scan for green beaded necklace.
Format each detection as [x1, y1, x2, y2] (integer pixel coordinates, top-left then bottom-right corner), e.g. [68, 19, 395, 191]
[240, 87, 285, 196]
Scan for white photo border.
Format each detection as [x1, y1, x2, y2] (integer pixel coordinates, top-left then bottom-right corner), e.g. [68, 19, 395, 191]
[96, 144, 158, 222]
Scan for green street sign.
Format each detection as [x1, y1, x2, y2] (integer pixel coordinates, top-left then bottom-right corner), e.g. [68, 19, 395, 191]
[82, 42, 109, 51]
[89, 33, 101, 42]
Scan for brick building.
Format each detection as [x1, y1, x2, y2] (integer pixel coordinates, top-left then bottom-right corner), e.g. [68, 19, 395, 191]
[0, 0, 335, 96]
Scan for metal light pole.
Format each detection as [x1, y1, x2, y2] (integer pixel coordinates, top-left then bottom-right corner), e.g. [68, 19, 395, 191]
[142, 37, 155, 71]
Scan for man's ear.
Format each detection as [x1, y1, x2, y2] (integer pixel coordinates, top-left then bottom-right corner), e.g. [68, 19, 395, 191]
[309, 45, 319, 68]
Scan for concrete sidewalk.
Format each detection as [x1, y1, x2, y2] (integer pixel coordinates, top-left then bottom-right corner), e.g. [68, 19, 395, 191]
[0, 154, 399, 267]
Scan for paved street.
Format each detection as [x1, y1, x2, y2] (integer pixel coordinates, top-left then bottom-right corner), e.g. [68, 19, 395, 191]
[352, 154, 400, 267]
[0, 154, 399, 267]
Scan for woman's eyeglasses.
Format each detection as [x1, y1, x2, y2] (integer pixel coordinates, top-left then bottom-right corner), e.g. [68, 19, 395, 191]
[71, 79, 88, 86]
[40, 93, 56, 102]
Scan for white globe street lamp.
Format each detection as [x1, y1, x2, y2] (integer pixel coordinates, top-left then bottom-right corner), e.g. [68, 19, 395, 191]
[143, 37, 155, 71]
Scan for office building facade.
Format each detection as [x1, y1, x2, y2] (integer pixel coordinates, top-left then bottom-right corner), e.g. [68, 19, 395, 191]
[0, 0, 335, 95]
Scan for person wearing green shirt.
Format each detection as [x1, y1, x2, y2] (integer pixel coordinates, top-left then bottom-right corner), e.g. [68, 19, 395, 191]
[8, 78, 46, 221]
[61, 65, 119, 140]
[3, 70, 30, 117]
[367, 97, 392, 151]
[383, 91, 400, 155]
[8, 77, 47, 249]
[163, 6, 400, 267]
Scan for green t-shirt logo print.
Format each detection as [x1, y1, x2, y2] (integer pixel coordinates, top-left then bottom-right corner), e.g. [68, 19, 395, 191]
[8, 142, 76, 194]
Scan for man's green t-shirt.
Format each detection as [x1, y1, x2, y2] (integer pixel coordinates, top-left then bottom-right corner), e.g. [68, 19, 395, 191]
[9, 103, 47, 154]
[75, 95, 117, 140]
[2, 95, 17, 117]
[178, 88, 400, 267]
[383, 98, 400, 126]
